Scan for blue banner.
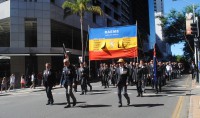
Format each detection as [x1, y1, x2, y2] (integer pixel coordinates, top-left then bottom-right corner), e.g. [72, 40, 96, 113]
[89, 25, 137, 40]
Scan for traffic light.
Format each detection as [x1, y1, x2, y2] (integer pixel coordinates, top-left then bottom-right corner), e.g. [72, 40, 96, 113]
[190, 23, 198, 35]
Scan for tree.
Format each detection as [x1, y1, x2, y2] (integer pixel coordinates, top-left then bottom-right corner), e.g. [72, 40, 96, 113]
[158, 5, 200, 61]
[62, 0, 103, 62]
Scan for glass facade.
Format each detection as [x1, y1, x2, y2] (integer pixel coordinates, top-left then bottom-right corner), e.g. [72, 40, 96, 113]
[0, 18, 10, 47]
[51, 20, 87, 50]
[25, 18, 37, 47]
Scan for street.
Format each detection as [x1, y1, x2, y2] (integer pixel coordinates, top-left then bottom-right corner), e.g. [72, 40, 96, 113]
[0, 75, 192, 118]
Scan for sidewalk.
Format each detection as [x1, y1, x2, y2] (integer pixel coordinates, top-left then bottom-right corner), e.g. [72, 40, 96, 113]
[188, 79, 200, 118]
[0, 85, 61, 96]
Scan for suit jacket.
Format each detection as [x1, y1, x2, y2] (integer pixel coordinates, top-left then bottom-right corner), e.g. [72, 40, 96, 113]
[115, 66, 129, 86]
[77, 67, 89, 84]
[60, 65, 76, 86]
[42, 69, 56, 87]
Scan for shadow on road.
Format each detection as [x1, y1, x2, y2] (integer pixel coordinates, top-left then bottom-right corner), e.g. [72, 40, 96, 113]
[0, 94, 11, 96]
[91, 89, 111, 92]
[143, 95, 167, 97]
[89, 92, 111, 95]
[129, 103, 164, 107]
[78, 104, 112, 108]
[53, 101, 86, 105]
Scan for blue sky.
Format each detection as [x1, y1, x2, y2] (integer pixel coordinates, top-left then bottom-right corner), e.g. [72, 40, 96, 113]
[164, 0, 199, 55]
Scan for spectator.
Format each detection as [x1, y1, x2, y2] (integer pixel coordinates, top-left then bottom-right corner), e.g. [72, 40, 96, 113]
[30, 72, 36, 89]
[8, 74, 15, 91]
[1, 77, 7, 93]
[20, 74, 26, 89]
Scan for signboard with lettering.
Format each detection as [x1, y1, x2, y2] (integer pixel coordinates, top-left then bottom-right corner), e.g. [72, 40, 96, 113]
[89, 25, 137, 60]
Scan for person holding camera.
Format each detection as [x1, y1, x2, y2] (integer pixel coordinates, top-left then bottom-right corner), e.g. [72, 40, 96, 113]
[61, 58, 77, 108]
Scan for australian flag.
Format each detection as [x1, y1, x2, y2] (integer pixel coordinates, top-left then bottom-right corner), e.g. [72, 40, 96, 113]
[153, 44, 157, 81]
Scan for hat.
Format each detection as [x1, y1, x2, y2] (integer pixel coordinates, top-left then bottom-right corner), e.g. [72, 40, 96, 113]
[63, 58, 69, 63]
[117, 58, 125, 63]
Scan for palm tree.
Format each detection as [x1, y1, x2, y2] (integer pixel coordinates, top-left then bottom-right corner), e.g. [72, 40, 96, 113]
[62, 0, 103, 62]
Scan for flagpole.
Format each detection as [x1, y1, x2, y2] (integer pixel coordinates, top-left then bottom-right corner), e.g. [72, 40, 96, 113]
[87, 25, 91, 78]
[136, 20, 138, 63]
[153, 43, 157, 83]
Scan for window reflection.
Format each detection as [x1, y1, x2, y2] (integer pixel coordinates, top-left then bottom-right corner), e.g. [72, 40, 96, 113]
[25, 18, 37, 47]
[0, 18, 10, 47]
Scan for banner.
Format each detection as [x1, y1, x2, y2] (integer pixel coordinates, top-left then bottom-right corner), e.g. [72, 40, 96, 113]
[89, 25, 137, 60]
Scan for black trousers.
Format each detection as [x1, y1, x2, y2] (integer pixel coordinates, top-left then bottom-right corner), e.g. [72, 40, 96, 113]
[80, 78, 87, 94]
[117, 85, 130, 104]
[155, 77, 162, 92]
[64, 84, 76, 105]
[45, 85, 53, 103]
[136, 80, 142, 95]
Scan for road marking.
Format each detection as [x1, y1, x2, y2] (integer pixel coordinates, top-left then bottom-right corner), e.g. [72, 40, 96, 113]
[172, 96, 184, 118]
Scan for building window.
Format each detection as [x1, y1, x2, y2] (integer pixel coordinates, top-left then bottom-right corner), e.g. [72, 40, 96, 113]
[92, 14, 96, 23]
[0, 18, 10, 47]
[51, 20, 85, 50]
[107, 19, 112, 27]
[104, 6, 112, 16]
[25, 18, 37, 47]
[51, 0, 55, 3]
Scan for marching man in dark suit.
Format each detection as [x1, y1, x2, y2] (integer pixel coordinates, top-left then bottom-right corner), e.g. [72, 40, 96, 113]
[60, 58, 77, 108]
[42, 63, 56, 105]
[115, 58, 130, 107]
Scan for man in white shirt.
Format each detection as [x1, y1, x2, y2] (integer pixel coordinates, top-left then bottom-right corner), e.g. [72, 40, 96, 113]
[166, 62, 172, 80]
[30, 72, 36, 89]
[8, 74, 15, 91]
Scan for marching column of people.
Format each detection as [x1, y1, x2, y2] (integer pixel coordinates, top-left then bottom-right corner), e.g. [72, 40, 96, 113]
[0, 58, 188, 108]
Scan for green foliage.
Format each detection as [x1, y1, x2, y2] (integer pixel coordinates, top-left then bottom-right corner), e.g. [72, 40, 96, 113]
[62, 0, 103, 18]
[158, 4, 200, 61]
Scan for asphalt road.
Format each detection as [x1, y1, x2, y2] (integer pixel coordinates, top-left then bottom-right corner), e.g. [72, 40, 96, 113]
[0, 75, 192, 118]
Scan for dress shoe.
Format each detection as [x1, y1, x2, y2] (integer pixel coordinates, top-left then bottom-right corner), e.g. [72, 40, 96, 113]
[73, 101, 76, 106]
[118, 104, 122, 107]
[127, 99, 130, 106]
[64, 104, 71, 108]
[46, 102, 50, 105]
[50, 101, 54, 105]
[136, 94, 140, 97]
[140, 93, 143, 97]
[80, 93, 84, 95]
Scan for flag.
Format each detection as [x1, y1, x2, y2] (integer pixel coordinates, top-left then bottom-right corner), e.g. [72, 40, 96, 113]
[153, 44, 157, 81]
[89, 25, 138, 60]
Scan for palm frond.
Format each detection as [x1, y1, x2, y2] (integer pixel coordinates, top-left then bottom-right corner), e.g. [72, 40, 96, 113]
[87, 6, 103, 15]
[62, 1, 76, 10]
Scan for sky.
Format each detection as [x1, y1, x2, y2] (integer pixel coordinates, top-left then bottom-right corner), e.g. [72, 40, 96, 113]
[164, 0, 199, 56]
